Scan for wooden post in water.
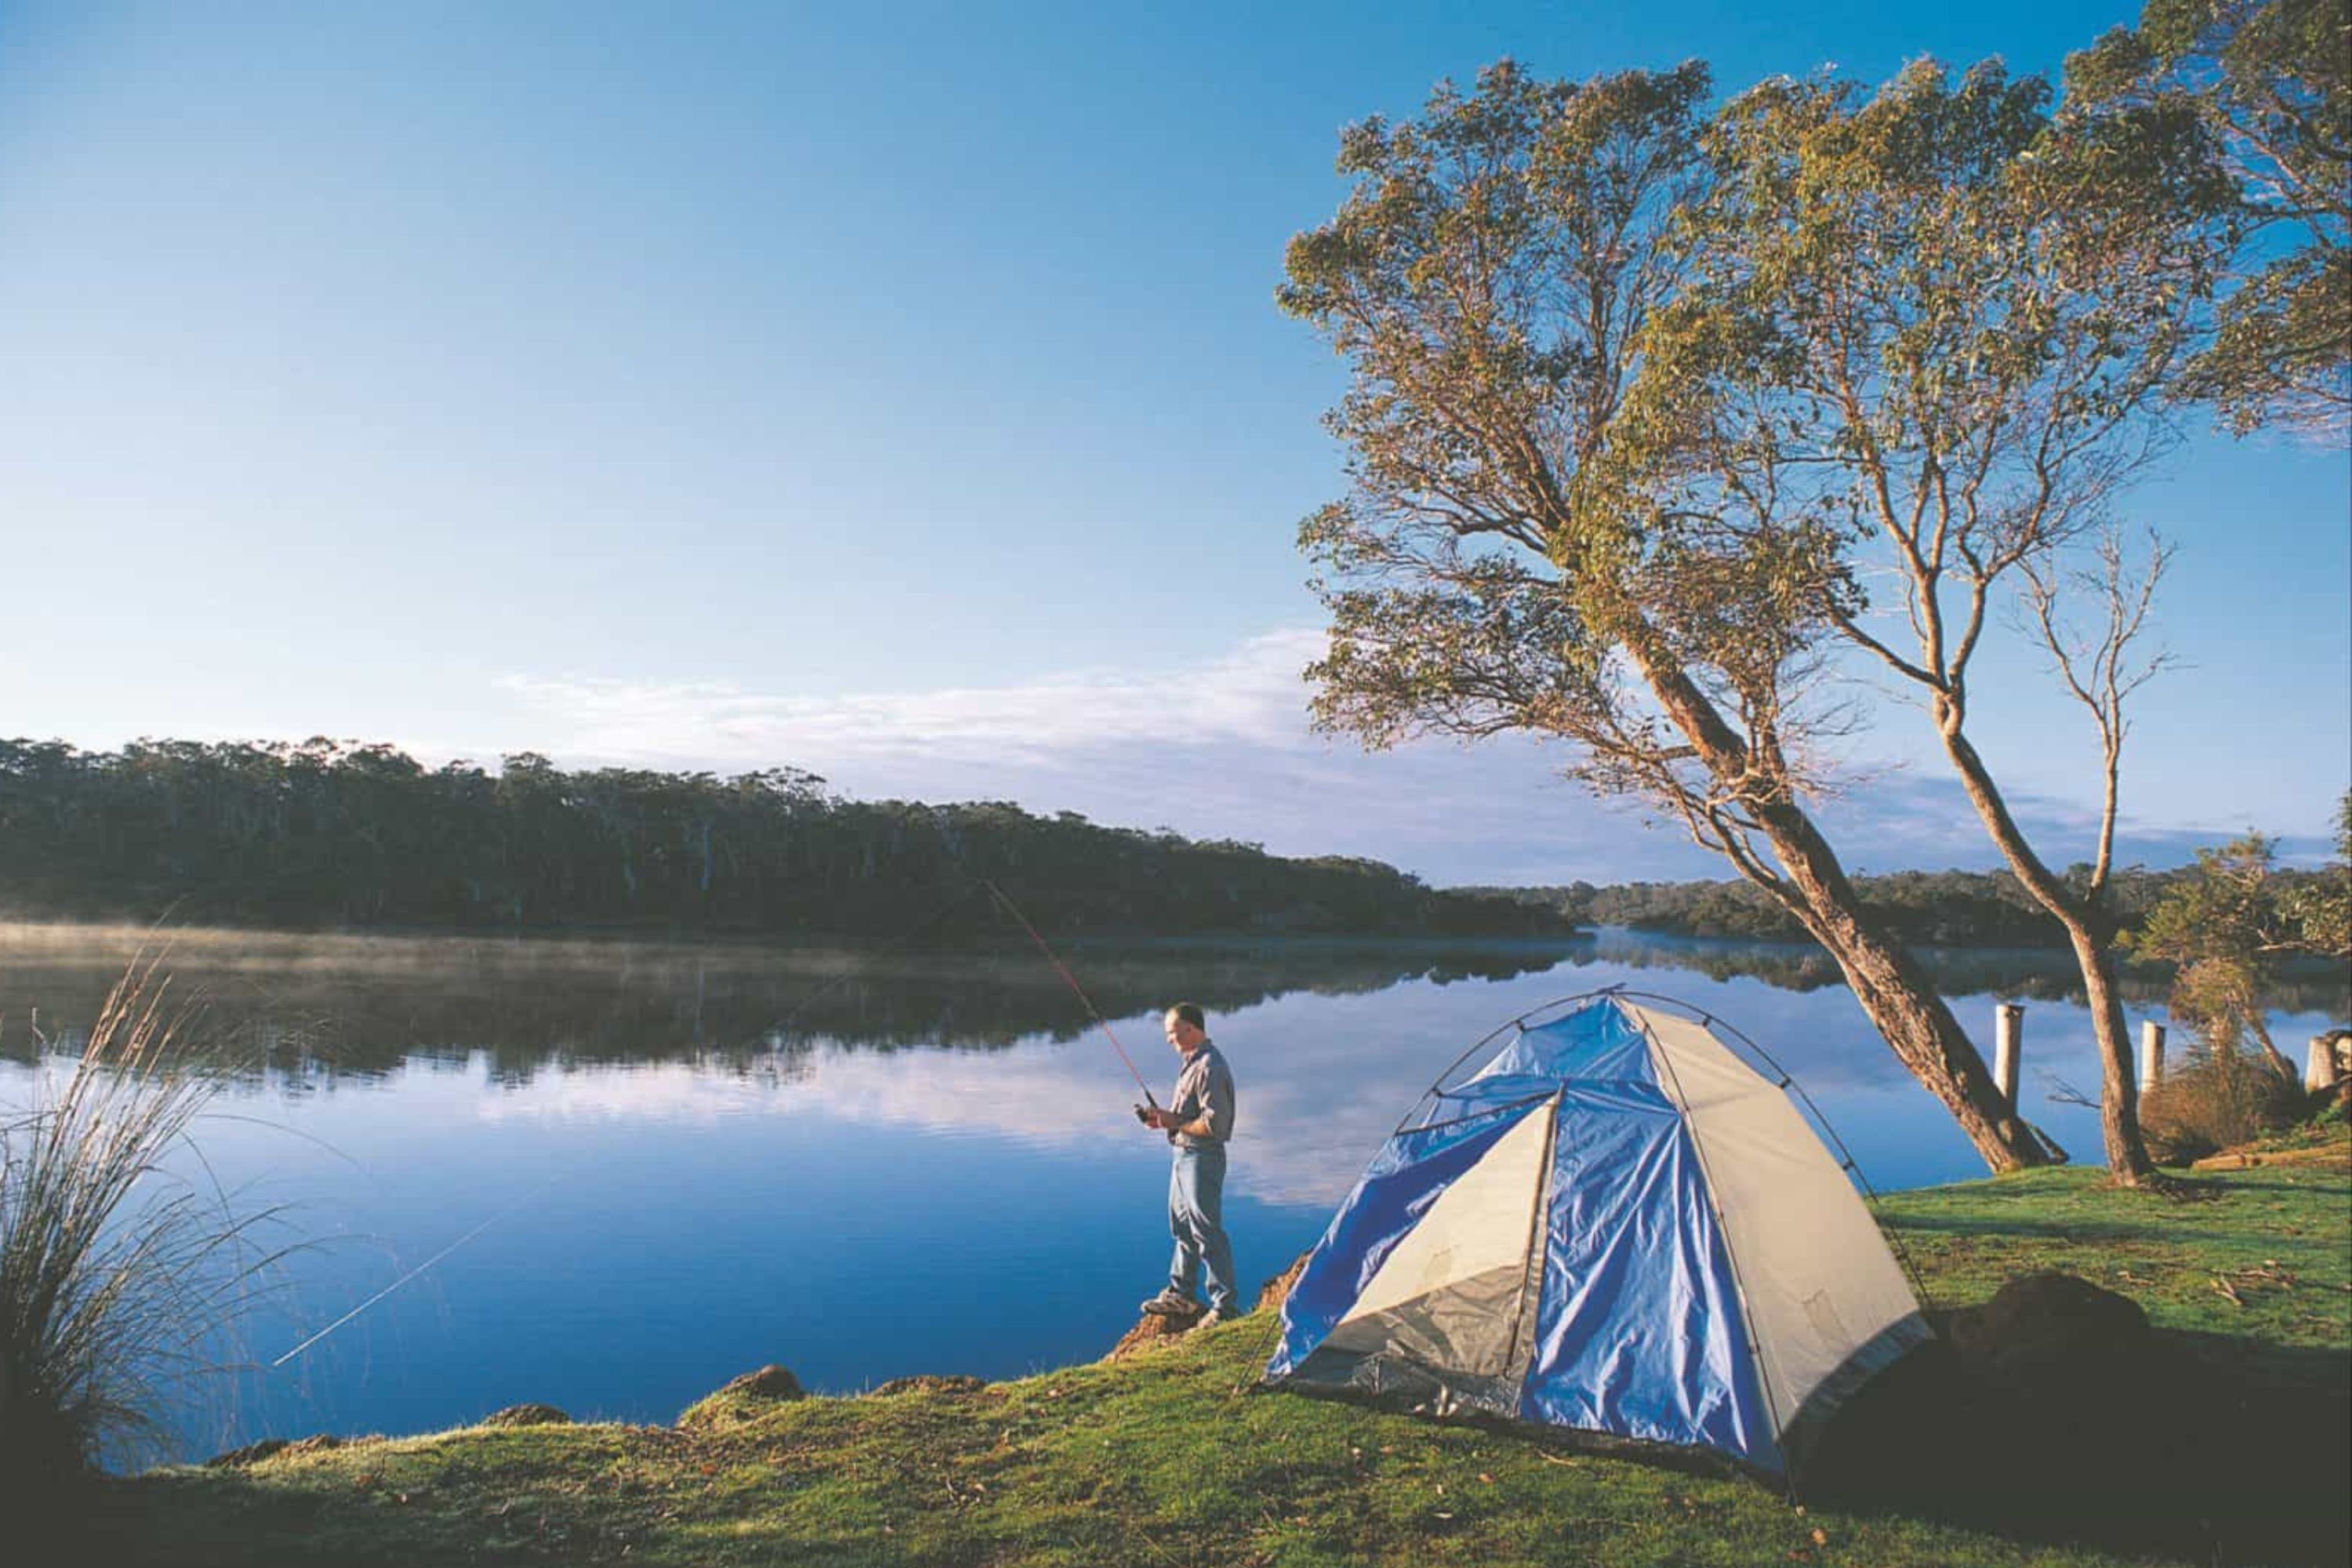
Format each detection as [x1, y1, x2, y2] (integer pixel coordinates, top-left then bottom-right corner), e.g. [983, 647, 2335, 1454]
[2307, 1034, 2343, 1093]
[1994, 1004, 2025, 1109]
[2139, 1021, 2166, 1091]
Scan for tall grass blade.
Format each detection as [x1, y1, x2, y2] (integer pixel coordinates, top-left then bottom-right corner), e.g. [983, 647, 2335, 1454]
[2, 955, 283, 1501]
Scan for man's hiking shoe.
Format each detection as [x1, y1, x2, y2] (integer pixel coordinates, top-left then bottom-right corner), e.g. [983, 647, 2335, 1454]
[1196, 1305, 1243, 1330]
[1140, 1288, 1199, 1318]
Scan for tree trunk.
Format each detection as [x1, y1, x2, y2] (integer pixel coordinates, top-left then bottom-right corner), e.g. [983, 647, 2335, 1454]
[1620, 638, 2056, 1172]
[1933, 723, 2158, 1185]
[1754, 800, 2059, 1173]
[2244, 1014, 2297, 1080]
[2070, 923, 2158, 1185]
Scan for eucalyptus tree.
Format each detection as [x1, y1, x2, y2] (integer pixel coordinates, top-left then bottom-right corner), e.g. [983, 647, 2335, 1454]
[1607, 61, 2235, 1183]
[1282, 61, 2058, 1170]
[2132, 834, 2306, 1072]
[2070, 0, 2350, 436]
[2288, 789, 2352, 961]
[2132, 793, 2352, 1072]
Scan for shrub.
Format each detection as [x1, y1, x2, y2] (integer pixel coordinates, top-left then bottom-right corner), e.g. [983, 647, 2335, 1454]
[0, 963, 278, 1501]
[2138, 1049, 2310, 1165]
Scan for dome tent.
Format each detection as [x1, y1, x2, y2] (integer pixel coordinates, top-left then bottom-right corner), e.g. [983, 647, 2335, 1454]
[1261, 990, 1929, 1485]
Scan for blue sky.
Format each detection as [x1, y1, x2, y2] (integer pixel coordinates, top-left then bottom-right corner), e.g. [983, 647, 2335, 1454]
[1, 2, 2344, 885]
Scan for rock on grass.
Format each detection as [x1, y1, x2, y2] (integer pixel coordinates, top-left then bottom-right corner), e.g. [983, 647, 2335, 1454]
[205, 1434, 345, 1468]
[481, 1404, 572, 1428]
[678, 1365, 806, 1429]
[1258, 1254, 1308, 1312]
[867, 1375, 987, 1397]
[204, 1439, 289, 1469]
[1104, 1309, 1198, 1361]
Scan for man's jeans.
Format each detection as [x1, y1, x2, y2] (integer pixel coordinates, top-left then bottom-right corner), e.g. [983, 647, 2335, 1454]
[1167, 1142, 1239, 1313]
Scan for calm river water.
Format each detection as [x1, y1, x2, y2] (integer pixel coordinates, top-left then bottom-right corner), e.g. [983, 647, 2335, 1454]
[0, 922, 2339, 1464]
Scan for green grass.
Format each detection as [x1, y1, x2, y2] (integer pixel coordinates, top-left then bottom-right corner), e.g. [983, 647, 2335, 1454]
[52, 1152, 2352, 1568]
[1882, 1160, 2352, 1348]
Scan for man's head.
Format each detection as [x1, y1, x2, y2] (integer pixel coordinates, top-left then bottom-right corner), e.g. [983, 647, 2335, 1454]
[1163, 1003, 1207, 1055]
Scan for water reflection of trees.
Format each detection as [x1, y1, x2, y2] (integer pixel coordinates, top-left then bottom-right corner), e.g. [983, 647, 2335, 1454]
[1569, 931, 2347, 1014]
[3, 927, 2336, 1086]
[0, 934, 1586, 1082]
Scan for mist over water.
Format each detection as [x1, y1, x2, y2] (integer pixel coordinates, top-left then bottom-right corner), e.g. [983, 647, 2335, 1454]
[1, 923, 2338, 1465]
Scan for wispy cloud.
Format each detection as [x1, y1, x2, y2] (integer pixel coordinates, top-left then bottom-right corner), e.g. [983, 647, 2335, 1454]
[492, 629, 1719, 883]
[499, 628, 1328, 765]
[492, 629, 2261, 884]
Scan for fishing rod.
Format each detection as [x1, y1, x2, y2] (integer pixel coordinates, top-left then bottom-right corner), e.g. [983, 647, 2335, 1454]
[758, 870, 1159, 1110]
[980, 878, 1160, 1113]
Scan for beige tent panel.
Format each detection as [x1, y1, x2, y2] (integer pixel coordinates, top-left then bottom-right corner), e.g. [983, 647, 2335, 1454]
[1625, 1004, 1920, 1438]
[1331, 1096, 1554, 1374]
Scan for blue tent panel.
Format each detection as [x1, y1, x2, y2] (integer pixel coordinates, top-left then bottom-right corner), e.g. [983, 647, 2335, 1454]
[1436, 1072, 1569, 1111]
[1520, 1084, 1780, 1472]
[1472, 997, 1655, 1084]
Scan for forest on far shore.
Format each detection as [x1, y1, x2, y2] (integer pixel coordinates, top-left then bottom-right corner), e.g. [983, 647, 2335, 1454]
[1471, 867, 2332, 951]
[0, 738, 1570, 940]
[8, 737, 2339, 956]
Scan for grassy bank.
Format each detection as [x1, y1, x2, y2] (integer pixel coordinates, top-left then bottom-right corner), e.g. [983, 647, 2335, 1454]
[53, 1155, 2352, 1568]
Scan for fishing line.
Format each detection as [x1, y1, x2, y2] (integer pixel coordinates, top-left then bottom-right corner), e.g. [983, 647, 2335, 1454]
[980, 878, 1158, 1108]
[269, 1172, 561, 1369]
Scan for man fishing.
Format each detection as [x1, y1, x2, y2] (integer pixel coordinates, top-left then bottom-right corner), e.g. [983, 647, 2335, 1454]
[1138, 1002, 1241, 1327]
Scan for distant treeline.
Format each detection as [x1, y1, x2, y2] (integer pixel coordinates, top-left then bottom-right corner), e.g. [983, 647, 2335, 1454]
[0, 739, 1570, 939]
[1472, 869, 2297, 949]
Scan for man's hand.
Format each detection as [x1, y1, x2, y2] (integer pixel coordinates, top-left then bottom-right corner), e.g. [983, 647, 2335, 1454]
[1140, 1106, 1175, 1131]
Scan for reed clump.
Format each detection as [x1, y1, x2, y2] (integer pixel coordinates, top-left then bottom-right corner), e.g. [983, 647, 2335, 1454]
[2140, 1047, 2310, 1165]
[0, 961, 277, 1504]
